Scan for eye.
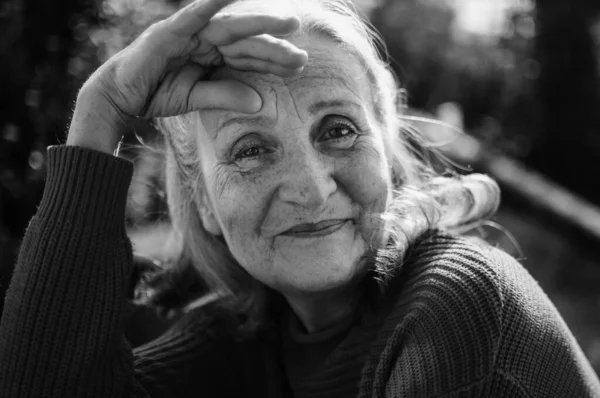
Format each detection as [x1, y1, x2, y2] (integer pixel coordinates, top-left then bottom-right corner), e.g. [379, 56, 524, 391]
[319, 116, 359, 147]
[229, 132, 276, 174]
[234, 143, 267, 160]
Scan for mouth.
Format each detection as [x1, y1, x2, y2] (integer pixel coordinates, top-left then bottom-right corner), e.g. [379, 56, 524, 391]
[281, 219, 351, 238]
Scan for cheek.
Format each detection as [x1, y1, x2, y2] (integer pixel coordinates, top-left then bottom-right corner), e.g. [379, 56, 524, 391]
[211, 173, 264, 239]
[206, 168, 275, 263]
[336, 141, 391, 248]
[209, 175, 286, 287]
[339, 141, 391, 212]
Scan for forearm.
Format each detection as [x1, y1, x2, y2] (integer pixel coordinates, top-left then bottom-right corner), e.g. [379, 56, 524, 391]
[0, 145, 140, 397]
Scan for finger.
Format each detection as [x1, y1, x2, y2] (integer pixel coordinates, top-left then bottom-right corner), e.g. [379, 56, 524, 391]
[167, 0, 237, 36]
[219, 35, 308, 68]
[188, 80, 263, 113]
[201, 14, 300, 46]
[224, 57, 305, 77]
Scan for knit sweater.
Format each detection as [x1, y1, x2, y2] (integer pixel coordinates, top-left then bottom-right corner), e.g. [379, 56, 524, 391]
[1, 145, 599, 397]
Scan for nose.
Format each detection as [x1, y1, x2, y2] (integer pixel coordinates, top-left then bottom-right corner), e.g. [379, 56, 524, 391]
[277, 149, 337, 209]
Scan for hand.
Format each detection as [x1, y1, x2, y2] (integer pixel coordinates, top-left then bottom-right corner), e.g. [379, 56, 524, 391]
[67, 0, 308, 154]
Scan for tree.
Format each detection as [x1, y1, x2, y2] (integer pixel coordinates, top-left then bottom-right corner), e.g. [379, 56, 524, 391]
[532, 0, 600, 202]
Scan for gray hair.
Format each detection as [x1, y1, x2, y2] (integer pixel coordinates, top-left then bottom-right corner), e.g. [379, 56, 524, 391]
[149, 0, 500, 331]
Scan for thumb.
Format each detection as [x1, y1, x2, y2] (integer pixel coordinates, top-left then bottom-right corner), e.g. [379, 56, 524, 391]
[187, 79, 262, 114]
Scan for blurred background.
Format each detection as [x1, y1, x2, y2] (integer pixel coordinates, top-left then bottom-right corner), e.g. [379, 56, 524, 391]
[2, 0, 600, 372]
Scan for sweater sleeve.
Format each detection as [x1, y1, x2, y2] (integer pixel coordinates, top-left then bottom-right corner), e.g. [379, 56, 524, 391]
[0, 145, 147, 397]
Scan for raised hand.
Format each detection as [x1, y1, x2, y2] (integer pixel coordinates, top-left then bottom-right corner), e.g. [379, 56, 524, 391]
[67, 0, 308, 154]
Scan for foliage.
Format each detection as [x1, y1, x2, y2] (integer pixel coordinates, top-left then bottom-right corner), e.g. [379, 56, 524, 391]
[371, 0, 600, 201]
[1, 0, 600, 240]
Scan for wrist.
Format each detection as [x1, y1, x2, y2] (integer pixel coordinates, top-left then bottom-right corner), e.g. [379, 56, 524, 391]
[67, 87, 131, 155]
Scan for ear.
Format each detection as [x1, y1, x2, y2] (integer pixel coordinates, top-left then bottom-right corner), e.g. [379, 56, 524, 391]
[198, 198, 222, 236]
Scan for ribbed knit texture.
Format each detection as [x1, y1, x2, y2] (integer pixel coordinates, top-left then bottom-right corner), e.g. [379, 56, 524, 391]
[358, 237, 600, 397]
[0, 146, 136, 397]
[1, 145, 599, 397]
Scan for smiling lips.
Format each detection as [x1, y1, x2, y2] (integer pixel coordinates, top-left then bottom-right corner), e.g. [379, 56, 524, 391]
[281, 219, 351, 238]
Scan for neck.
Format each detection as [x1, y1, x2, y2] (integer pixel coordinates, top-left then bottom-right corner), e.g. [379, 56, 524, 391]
[283, 284, 359, 334]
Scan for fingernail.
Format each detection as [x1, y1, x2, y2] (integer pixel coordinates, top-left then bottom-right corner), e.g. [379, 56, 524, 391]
[249, 90, 262, 113]
[297, 50, 308, 64]
[282, 16, 300, 31]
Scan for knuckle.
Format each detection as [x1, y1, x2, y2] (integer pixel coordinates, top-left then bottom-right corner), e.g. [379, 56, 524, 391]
[145, 20, 166, 37]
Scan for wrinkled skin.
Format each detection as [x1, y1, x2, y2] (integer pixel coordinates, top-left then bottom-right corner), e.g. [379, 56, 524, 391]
[196, 35, 392, 319]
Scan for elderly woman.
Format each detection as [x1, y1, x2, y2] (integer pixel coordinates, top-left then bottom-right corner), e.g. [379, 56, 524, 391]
[1, 0, 598, 396]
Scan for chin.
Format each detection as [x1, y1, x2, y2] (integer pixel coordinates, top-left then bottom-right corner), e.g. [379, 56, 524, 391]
[268, 219, 370, 292]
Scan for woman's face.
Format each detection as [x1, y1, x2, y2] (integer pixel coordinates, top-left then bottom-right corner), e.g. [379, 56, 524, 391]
[196, 34, 392, 295]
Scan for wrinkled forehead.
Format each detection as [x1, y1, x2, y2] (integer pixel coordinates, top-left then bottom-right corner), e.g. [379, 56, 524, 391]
[205, 38, 375, 121]
[216, 54, 365, 91]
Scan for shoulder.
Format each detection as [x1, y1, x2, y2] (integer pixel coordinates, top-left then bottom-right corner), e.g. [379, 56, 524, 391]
[362, 234, 513, 395]
[392, 233, 511, 325]
[390, 233, 540, 354]
[367, 233, 600, 397]
[366, 235, 511, 384]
